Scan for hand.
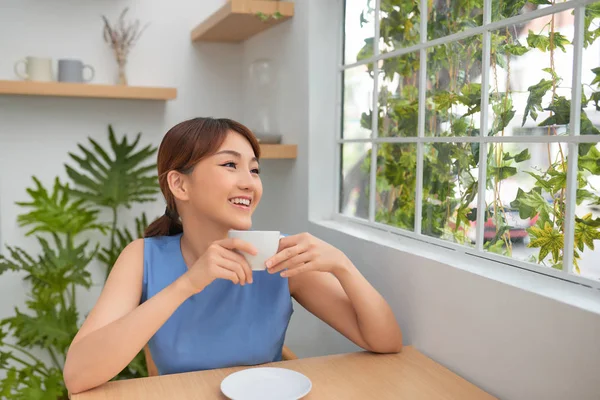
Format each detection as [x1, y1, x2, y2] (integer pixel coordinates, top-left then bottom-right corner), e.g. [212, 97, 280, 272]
[181, 238, 257, 295]
[265, 233, 351, 278]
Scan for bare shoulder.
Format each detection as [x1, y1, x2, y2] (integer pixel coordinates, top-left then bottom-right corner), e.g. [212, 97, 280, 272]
[70, 238, 145, 346]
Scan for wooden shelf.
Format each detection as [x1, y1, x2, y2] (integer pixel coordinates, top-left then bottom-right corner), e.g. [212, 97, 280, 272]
[0, 80, 177, 101]
[260, 144, 297, 159]
[191, 0, 294, 43]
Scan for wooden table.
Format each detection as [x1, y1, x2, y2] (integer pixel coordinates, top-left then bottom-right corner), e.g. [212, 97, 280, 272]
[72, 346, 496, 399]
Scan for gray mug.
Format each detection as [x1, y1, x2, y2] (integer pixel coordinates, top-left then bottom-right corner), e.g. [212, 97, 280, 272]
[57, 59, 95, 83]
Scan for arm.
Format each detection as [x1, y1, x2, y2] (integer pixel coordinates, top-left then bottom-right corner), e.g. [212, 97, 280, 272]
[63, 237, 255, 394]
[63, 240, 195, 394]
[267, 234, 402, 354]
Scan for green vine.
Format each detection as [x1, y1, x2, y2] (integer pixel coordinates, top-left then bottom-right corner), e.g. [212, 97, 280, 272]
[350, 0, 600, 274]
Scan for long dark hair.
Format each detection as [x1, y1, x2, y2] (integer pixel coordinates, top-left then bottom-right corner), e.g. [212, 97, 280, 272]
[144, 117, 261, 238]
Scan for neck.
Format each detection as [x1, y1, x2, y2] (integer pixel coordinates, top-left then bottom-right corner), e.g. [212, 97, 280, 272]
[179, 214, 230, 266]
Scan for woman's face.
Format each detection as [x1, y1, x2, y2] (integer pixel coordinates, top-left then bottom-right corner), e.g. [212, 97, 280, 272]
[185, 131, 262, 230]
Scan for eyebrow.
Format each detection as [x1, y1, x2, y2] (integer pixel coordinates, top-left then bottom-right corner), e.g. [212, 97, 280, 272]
[215, 150, 259, 163]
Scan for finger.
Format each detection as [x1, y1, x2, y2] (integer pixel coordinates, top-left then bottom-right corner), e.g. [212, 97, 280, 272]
[276, 234, 299, 252]
[268, 250, 313, 274]
[281, 262, 314, 278]
[214, 268, 242, 285]
[221, 248, 253, 284]
[266, 243, 309, 270]
[218, 238, 258, 256]
[217, 257, 247, 285]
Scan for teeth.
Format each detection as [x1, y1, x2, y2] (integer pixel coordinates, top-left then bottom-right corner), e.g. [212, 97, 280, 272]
[230, 198, 250, 206]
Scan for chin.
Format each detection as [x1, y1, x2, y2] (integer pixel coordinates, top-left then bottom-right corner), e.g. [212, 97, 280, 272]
[228, 218, 253, 231]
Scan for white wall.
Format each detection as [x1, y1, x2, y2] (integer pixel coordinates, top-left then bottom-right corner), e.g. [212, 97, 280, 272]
[0, 0, 247, 362]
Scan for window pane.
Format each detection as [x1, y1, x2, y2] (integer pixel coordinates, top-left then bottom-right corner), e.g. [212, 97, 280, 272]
[340, 143, 371, 219]
[492, 1, 569, 22]
[379, 0, 420, 52]
[422, 142, 479, 246]
[581, 3, 600, 135]
[426, 36, 483, 137]
[575, 144, 600, 280]
[485, 142, 567, 270]
[488, 12, 575, 137]
[344, 0, 375, 64]
[378, 52, 419, 137]
[343, 64, 374, 139]
[375, 143, 417, 230]
[428, 0, 482, 41]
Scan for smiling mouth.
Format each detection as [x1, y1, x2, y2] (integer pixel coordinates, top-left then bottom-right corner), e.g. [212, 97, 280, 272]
[228, 197, 252, 209]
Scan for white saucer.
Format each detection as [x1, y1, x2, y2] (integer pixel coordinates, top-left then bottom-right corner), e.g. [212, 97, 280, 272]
[221, 367, 312, 400]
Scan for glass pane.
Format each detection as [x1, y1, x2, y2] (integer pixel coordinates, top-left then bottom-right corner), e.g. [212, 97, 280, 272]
[428, 0, 482, 41]
[343, 64, 374, 139]
[340, 143, 371, 219]
[485, 142, 567, 270]
[378, 52, 419, 137]
[492, 1, 569, 22]
[344, 0, 375, 64]
[488, 13, 575, 138]
[379, 0, 420, 52]
[422, 142, 479, 246]
[426, 36, 483, 137]
[575, 144, 600, 280]
[581, 3, 600, 135]
[375, 143, 417, 230]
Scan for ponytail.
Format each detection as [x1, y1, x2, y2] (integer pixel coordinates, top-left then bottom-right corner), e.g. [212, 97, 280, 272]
[144, 207, 183, 238]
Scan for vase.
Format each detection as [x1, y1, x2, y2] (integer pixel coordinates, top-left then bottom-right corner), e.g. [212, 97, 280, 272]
[248, 58, 277, 137]
[116, 57, 128, 86]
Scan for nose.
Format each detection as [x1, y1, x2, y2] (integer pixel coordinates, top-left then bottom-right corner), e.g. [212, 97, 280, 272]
[237, 168, 257, 191]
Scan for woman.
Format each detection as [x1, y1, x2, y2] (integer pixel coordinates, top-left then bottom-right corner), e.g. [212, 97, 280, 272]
[63, 117, 402, 394]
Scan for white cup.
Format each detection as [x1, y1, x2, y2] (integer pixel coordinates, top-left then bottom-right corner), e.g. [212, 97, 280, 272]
[14, 57, 54, 82]
[228, 230, 281, 271]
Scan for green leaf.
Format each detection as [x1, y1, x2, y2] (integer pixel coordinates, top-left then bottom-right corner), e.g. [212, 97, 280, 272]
[526, 30, 551, 52]
[526, 31, 570, 53]
[511, 188, 554, 223]
[583, 3, 600, 48]
[502, 42, 530, 56]
[491, 166, 517, 180]
[65, 125, 159, 209]
[522, 78, 554, 126]
[528, 222, 564, 263]
[574, 213, 600, 252]
[503, 148, 531, 163]
[15, 177, 107, 236]
[579, 145, 600, 174]
[538, 95, 571, 127]
[0, 234, 96, 354]
[98, 213, 151, 275]
[591, 67, 600, 87]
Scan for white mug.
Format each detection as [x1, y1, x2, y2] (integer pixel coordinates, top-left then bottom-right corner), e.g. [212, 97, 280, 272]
[228, 230, 281, 271]
[14, 57, 54, 82]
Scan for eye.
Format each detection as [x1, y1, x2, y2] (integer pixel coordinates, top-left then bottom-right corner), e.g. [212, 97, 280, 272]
[251, 167, 261, 175]
[222, 162, 236, 169]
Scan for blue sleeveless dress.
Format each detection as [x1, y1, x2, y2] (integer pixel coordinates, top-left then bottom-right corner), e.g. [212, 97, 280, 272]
[141, 233, 294, 375]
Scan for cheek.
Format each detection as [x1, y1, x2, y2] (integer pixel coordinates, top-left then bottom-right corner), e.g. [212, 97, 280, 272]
[254, 178, 264, 203]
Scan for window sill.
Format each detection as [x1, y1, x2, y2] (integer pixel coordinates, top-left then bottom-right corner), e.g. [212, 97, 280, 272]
[310, 217, 600, 316]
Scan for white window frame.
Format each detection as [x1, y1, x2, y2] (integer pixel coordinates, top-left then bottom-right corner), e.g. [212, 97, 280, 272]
[335, 0, 600, 290]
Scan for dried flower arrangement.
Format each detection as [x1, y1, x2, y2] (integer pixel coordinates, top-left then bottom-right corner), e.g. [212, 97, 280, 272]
[102, 8, 148, 85]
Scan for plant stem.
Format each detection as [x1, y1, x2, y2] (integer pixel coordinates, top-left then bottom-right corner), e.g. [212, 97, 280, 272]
[107, 206, 118, 280]
[48, 347, 62, 370]
[4, 343, 44, 366]
[5, 352, 50, 377]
